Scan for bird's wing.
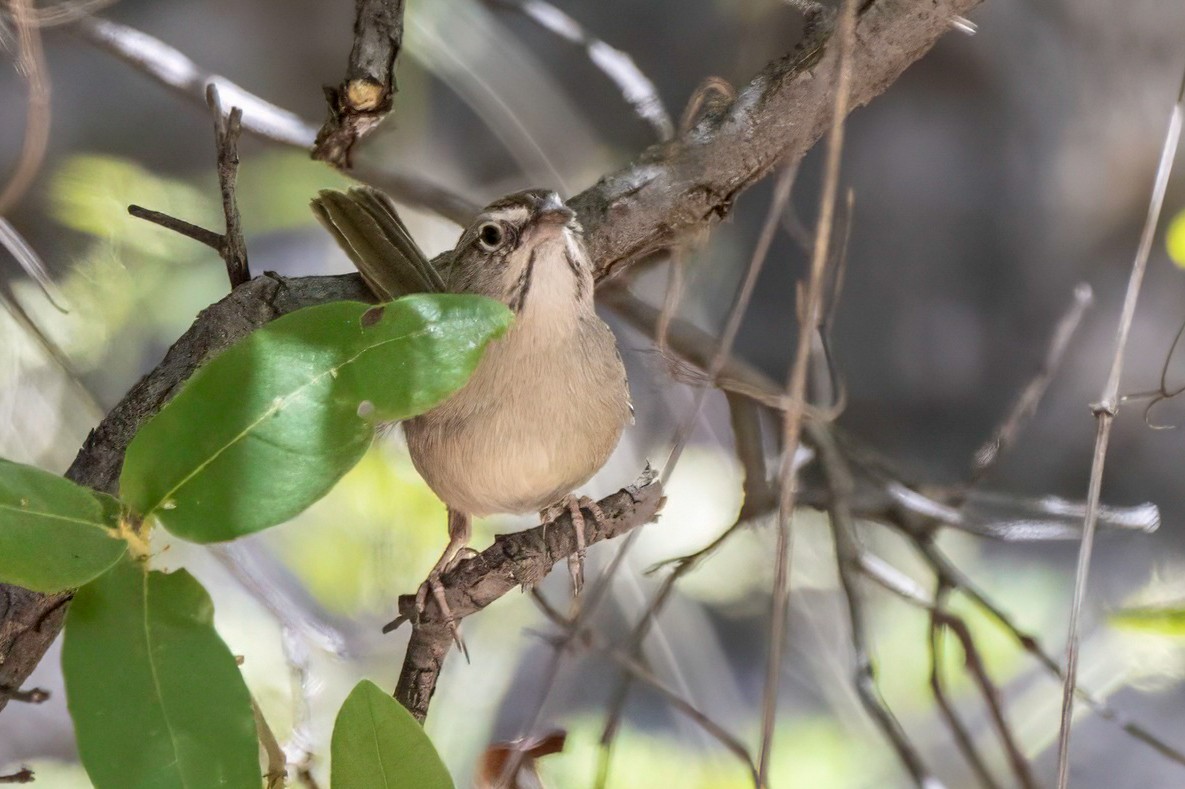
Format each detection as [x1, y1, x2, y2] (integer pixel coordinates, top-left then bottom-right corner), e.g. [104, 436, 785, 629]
[310, 187, 447, 299]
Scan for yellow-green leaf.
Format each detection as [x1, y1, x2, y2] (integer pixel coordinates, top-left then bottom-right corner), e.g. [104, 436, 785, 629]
[332, 680, 454, 789]
[62, 558, 259, 788]
[120, 294, 511, 543]
[0, 458, 126, 592]
[1110, 605, 1185, 636]
[1168, 209, 1185, 268]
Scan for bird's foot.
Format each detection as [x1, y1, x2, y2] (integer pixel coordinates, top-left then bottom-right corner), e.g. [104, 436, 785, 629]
[541, 495, 608, 596]
[411, 547, 477, 661]
[414, 569, 469, 661]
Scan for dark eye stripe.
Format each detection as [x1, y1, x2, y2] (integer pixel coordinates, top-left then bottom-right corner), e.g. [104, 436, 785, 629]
[563, 247, 586, 301]
[508, 247, 538, 313]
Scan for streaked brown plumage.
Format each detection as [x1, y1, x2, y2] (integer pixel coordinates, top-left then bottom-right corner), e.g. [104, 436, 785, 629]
[312, 187, 631, 638]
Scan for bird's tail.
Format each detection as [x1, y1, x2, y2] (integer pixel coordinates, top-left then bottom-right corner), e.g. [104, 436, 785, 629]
[310, 187, 447, 299]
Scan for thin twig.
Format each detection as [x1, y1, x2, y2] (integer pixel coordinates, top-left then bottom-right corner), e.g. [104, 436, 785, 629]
[0, 685, 48, 704]
[531, 591, 760, 785]
[0, 0, 51, 215]
[252, 697, 287, 789]
[206, 84, 250, 287]
[812, 422, 938, 788]
[0, 216, 68, 311]
[909, 535, 1185, 769]
[0, 769, 33, 784]
[971, 283, 1093, 481]
[126, 85, 251, 289]
[932, 604, 1036, 789]
[592, 163, 795, 788]
[759, 2, 856, 782]
[1056, 69, 1185, 789]
[70, 15, 478, 225]
[126, 205, 224, 250]
[313, 0, 405, 166]
[929, 583, 1001, 789]
[664, 165, 795, 483]
[486, 0, 674, 141]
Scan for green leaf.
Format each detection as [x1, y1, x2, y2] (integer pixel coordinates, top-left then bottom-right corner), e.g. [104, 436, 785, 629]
[0, 458, 127, 592]
[120, 294, 511, 542]
[63, 558, 259, 789]
[1110, 605, 1185, 636]
[1168, 209, 1185, 269]
[331, 680, 454, 789]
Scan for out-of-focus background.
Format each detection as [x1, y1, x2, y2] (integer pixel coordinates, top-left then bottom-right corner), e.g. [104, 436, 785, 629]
[3, 0, 1185, 786]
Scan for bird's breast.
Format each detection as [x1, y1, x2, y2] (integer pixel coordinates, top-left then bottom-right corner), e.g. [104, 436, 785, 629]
[403, 312, 630, 517]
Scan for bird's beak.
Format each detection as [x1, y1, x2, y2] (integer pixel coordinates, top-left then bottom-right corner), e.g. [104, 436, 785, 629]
[535, 205, 575, 226]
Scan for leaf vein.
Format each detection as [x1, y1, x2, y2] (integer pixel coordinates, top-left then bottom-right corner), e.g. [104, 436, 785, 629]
[144, 326, 432, 517]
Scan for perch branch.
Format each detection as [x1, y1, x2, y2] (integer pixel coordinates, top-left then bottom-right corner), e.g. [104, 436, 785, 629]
[313, 0, 406, 166]
[391, 480, 665, 722]
[0, 0, 982, 713]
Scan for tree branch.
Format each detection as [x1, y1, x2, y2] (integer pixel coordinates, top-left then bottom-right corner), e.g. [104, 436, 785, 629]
[392, 479, 665, 722]
[313, 0, 406, 166]
[0, 0, 982, 714]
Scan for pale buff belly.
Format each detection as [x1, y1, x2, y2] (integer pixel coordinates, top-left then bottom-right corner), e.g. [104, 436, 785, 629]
[402, 317, 629, 517]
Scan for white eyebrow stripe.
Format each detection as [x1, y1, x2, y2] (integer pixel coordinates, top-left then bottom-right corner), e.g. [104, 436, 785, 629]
[482, 206, 531, 225]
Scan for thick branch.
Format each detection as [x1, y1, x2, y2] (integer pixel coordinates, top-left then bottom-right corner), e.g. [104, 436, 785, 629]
[313, 0, 406, 166]
[393, 480, 665, 722]
[578, 0, 983, 282]
[0, 0, 981, 713]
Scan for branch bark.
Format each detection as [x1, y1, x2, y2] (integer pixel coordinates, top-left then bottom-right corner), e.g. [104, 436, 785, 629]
[313, 0, 406, 166]
[0, 0, 982, 713]
[393, 480, 665, 722]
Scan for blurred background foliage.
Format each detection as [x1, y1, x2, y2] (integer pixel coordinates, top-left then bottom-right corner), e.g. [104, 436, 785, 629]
[3, 0, 1185, 787]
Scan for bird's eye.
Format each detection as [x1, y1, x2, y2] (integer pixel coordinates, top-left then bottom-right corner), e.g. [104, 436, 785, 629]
[477, 222, 505, 251]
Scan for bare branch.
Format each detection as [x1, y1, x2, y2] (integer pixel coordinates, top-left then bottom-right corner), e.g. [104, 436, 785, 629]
[126, 205, 224, 251]
[485, 0, 674, 141]
[252, 697, 287, 789]
[761, 1, 857, 780]
[812, 421, 938, 787]
[125, 85, 251, 289]
[207, 85, 250, 287]
[971, 283, 1093, 480]
[531, 591, 760, 785]
[1057, 69, 1185, 788]
[71, 15, 478, 225]
[0, 0, 51, 215]
[313, 0, 405, 166]
[0, 685, 48, 704]
[391, 479, 665, 722]
[929, 584, 1001, 789]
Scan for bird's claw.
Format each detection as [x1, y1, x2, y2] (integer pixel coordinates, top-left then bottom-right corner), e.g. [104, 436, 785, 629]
[414, 570, 469, 661]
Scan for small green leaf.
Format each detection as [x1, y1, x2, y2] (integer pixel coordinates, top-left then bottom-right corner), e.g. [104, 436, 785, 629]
[0, 458, 127, 592]
[1110, 605, 1185, 636]
[63, 558, 259, 789]
[332, 680, 454, 789]
[1168, 209, 1185, 269]
[120, 294, 511, 542]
